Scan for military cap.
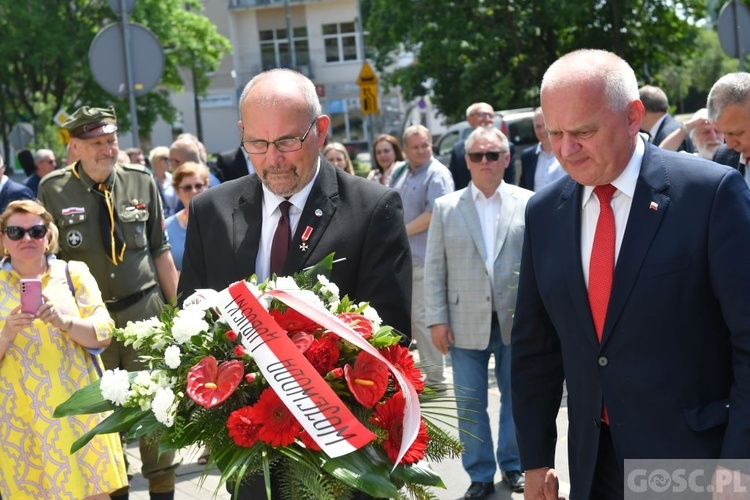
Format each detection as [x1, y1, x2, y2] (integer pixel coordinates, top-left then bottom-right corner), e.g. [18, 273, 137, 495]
[63, 106, 118, 139]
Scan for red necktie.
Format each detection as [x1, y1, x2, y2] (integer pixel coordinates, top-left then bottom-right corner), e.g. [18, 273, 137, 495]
[588, 184, 617, 341]
[589, 184, 616, 425]
[270, 200, 292, 277]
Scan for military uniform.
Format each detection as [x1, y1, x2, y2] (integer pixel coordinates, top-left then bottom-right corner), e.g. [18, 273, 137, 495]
[38, 161, 178, 496]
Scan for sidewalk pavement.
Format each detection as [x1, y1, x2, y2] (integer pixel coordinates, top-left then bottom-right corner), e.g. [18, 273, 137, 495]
[127, 354, 571, 499]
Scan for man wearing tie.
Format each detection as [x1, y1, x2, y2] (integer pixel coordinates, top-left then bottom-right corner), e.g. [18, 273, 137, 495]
[512, 49, 750, 499]
[178, 68, 411, 498]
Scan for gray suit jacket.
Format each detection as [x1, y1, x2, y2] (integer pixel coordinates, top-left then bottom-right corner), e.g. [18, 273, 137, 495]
[424, 182, 533, 346]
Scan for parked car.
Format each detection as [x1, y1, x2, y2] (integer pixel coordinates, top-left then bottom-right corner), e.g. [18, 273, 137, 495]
[434, 108, 538, 179]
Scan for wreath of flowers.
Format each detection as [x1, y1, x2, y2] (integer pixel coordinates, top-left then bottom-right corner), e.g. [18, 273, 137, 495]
[55, 255, 461, 499]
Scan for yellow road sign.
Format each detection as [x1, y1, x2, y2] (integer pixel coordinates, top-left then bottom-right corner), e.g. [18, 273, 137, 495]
[357, 61, 379, 85]
[359, 84, 379, 115]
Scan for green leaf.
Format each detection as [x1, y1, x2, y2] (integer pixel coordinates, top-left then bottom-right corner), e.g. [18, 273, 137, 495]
[392, 461, 445, 488]
[54, 379, 115, 417]
[319, 445, 400, 498]
[70, 407, 151, 453]
[302, 253, 335, 281]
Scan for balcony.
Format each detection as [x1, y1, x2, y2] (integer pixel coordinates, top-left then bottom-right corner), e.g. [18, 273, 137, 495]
[229, 0, 308, 8]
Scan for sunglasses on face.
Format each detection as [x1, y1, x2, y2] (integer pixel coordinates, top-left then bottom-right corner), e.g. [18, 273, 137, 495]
[179, 183, 206, 192]
[3, 225, 48, 241]
[467, 151, 507, 162]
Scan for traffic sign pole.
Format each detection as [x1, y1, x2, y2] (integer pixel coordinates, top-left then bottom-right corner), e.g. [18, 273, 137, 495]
[120, 0, 140, 148]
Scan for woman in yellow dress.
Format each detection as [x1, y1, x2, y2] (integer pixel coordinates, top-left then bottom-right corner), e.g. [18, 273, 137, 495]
[0, 200, 127, 499]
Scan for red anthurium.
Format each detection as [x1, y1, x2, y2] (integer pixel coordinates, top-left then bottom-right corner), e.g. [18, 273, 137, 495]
[344, 351, 388, 407]
[270, 307, 319, 333]
[186, 356, 244, 408]
[337, 312, 374, 339]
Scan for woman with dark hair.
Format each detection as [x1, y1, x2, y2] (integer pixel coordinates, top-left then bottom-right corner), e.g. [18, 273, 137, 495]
[367, 134, 404, 185]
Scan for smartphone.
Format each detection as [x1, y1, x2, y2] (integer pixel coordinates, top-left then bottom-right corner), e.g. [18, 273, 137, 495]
[20, 279, 43, 315]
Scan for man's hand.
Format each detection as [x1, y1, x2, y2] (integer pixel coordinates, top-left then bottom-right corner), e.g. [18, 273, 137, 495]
[525, 467, 564, 500]
[430, 323, 453, 354]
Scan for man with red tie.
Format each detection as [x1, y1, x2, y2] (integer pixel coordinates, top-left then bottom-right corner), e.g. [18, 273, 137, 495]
[511, 49, 750, 499]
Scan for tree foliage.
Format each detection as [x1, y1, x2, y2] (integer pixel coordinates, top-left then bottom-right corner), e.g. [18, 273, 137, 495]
[363, 0, 706, 122]
[0, 0, 231, 155]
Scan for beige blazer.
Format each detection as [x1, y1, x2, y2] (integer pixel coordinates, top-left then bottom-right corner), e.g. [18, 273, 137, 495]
[425, 182, 532, 347]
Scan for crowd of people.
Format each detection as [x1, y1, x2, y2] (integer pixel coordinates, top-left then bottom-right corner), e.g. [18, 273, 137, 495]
[1, 52, 749, 500]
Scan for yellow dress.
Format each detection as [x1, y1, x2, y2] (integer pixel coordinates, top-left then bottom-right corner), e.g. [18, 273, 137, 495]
[0, 258, 128, 499]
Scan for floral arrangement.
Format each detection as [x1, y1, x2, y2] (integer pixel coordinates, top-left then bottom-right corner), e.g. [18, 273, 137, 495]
[55, 255, 461, 499]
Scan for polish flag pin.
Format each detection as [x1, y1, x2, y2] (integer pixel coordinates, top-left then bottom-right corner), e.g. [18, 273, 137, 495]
[649, 201, 659, 211]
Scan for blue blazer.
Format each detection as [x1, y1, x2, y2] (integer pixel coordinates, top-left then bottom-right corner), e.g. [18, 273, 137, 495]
[519, 146, 538, 190]
[512, 143, 750, 498]
[0, 178, 34, 212]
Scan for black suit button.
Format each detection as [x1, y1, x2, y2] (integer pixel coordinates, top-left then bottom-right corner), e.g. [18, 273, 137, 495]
[598, 356, 608, 366]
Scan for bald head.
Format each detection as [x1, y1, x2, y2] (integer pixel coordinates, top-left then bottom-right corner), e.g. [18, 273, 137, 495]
[239, 69, 321, 127]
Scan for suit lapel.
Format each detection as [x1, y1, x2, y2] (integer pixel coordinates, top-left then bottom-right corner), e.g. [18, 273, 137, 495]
[457, 188, 487, 261]
[233, 176, 263, 276]
[493, 183, 516, 260]
[283, 159, 338, 274]
[602, 145, 670, 345]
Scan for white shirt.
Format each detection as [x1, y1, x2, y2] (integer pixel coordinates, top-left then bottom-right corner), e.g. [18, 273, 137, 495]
[255, 159, 320, 281]
[532, 144, 559, 191]
[470, 182, 502, 291]
[0, 175, 7, 192]
[580, 137, 645, 288]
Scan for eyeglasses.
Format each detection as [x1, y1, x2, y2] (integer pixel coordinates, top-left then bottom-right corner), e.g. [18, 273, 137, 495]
[179, 183, 206, 192]
[241, 117, 318, 155]
[3, 225, 48, 241]
[467, 151, 507, 162]
[471, 111, 494, 119]
[43, 159, 56, 164]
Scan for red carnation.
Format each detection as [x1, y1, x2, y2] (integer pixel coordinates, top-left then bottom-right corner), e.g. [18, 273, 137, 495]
[249, 388, 302, 447]
[380, 344, 425, 393]
[337, 312, 374, 340]
[225, 329, 238, 342]
[186, 356, 244, 408]
[227, 406, 261, 447]
[270, 307, 320, 333]
[234, 345, 246, 357]
[304, 335, 340, 375]
[370, 392, 428, 465]
[344, 351, 388, 408]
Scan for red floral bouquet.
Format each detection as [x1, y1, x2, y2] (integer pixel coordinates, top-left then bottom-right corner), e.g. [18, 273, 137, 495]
[55, 255, 461, 499]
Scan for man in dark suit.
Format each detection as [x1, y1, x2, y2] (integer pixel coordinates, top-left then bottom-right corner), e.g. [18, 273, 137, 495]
[708, 72, 750, 179]
[178, 68, 411, 499]
[216, 145, 253, 182]
[449, 102, 515, 189]
[519, 107, 563, 191]
[0, 153, 34, 212]
[639, 85, 694, 152]
[512, 49, 750, 499]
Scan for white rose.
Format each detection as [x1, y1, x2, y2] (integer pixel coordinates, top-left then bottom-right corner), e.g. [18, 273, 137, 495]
[151, 387, 177, 427]
[164, 345, 181, 369]
[360, 304, 382, 329]
[100, 368, 131, 406]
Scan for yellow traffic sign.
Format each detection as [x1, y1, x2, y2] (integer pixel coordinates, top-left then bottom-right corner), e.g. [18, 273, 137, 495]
[53, 109, 70, 127]
[359, 84, 380, 115]
[357, 61, 379, 85]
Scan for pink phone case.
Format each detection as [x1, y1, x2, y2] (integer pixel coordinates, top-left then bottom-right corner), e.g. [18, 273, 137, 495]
[20, 279, 43, 315]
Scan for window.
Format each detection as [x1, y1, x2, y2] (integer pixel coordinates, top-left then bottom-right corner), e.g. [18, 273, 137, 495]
[322, 22, 359, 63]
[259, 27, 309, 71]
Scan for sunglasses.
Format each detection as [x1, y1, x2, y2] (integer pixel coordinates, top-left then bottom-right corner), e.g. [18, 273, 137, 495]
[179, 183, 206, 192]
[467, 151, 507, 162]
[4, 225, 48, 241]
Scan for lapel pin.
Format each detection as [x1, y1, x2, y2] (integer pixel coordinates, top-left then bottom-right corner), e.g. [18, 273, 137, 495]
[649, 201, 659, 211]
[314, 208, 323, 217]
[299, 225, 313, 252]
